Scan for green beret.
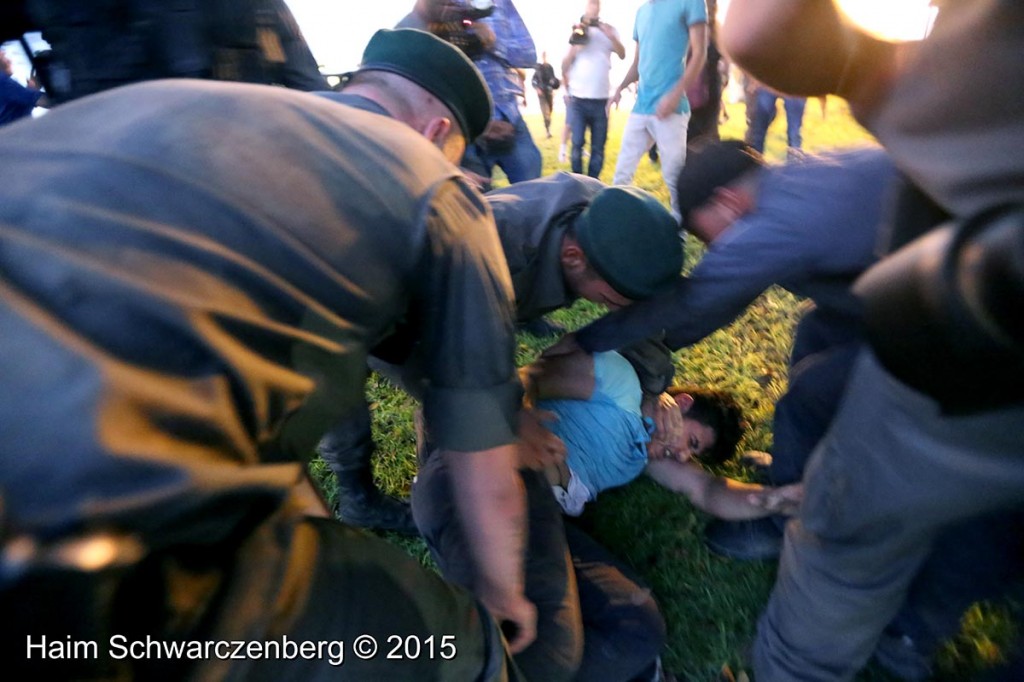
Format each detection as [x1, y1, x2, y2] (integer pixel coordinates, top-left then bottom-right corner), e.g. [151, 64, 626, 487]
[575, 186, 682, 300]
[357, 28, 492, 141]
[676, 140, 763, 230]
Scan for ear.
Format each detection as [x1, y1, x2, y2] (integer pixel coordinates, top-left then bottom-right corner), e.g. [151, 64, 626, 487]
[421, 116, 453, 147]
[673, 392, 694, 414]
[560, 240, 588, 273]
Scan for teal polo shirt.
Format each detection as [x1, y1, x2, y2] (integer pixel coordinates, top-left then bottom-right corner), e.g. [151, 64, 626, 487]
[633, 0, 708, 115]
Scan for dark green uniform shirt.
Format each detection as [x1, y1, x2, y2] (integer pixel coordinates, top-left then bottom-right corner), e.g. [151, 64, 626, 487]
[0, 80, 519, 543]
[487, 171, 604, 321]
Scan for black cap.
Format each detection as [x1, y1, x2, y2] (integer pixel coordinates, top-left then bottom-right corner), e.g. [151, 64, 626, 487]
[354, 28, 492, 140]
[676, 140, 764, 229]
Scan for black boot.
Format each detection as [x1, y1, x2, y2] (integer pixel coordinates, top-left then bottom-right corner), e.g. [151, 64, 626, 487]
[318, 409, 418, 535]
[332, 463, 418, 535]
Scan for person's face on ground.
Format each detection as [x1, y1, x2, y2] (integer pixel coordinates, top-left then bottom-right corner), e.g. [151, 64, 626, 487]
[650, 414, 717, 463]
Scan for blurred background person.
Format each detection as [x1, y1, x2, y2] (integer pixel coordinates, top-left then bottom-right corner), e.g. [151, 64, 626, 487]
[561, 0, 625, 178]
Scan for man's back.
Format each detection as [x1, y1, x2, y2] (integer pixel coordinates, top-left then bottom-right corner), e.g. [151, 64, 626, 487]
[0, 79, 514, 544]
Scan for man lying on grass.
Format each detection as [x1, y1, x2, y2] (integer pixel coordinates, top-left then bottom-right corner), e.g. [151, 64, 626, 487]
[413, 346, 803, 682]
[522, 347, 803, 518]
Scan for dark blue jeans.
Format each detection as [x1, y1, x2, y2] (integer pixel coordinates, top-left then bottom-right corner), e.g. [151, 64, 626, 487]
[412, 458, 665, 682]
[463, 110, 542, 185]
[568, 97, 610, 178]
[769, 306, 864, 487]
[748, 89, 807, 153]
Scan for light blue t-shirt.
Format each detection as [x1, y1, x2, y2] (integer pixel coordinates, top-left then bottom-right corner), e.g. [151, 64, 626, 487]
[632, 0, 708, 115]
[537, 352, 651, 501]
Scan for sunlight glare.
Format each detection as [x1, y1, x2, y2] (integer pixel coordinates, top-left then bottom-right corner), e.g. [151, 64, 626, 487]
[834, 0, 937, 43]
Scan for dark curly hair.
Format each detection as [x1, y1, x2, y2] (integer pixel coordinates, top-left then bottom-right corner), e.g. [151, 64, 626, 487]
[666, 385, 745, 465]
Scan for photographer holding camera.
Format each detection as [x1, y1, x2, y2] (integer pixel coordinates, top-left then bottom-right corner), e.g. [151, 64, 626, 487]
[561, 0, 625, 178]
[399, 0, 542, 189]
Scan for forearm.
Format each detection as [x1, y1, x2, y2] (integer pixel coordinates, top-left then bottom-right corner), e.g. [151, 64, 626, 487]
[684, 38, 707, 90]
[672, 48, 707, 103]
[698, 477, 776, 520]
[446, 445, 528, 603]
[647, 459, 780, 520]
[664, 25, 708, 108]
[608, 31, 626, 59]
[561, 51, 577, 93]
[616, 56, 639, 93]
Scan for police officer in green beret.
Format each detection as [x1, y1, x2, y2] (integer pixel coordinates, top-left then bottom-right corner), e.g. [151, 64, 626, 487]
[322, 171, 684, 536]
[0, 28, 533, 679]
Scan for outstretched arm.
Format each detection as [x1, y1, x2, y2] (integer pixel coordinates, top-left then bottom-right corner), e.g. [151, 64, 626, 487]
[645, 458, 802, 519]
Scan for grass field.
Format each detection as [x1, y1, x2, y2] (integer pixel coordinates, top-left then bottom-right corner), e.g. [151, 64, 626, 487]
[309, 99, 1019, 680]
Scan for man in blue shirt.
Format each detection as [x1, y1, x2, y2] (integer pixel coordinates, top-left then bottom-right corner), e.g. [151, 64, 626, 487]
[570, 141, 897, 557]
[611, 0, 708, 219]
[399, 0, 542, 186]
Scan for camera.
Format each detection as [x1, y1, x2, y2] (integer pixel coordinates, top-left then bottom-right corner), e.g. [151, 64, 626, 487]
[449, 0, 495, 23]
[569, 22, 593, 45]
[569, 23, 588, 46]
[430, 0, 496, 58]
[569, 16, 601, 46]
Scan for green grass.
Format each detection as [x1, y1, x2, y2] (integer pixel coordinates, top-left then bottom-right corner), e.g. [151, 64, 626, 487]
[309, 100, 1019, 680]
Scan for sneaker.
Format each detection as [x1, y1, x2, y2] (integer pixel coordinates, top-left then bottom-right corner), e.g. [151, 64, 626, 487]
[336, 491, 419, 535]
[704, 517, 784, 561]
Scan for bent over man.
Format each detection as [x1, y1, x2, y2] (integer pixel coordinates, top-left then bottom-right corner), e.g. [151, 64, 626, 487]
[0, 29, 532, 680]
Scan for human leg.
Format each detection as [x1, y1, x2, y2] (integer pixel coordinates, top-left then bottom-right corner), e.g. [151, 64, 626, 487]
[207, 512, 520, 681]
[747, 89, 777, 154]
[463, 142, 496, 189]
[495, 112, 542, 184]
[317, 402, 417, 533]
[538, 89, 553, 136]
[783, 96, 807, 151]
[652, 112, 690, 220]
[876, 511, 1024, 679]
[413, 455, 583, 682]
[569, 97, 588, 175]
[587, 99, 610, 179]
[560, 99, 573, 163]
[612, 113, 654, 186]
[754, 351, 1024, 681]
[770, 306, 865, 486]
[705, 335, 863, 561]
[565, 521, 666, 681]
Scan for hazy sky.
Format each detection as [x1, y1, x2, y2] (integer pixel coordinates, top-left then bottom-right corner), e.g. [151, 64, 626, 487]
[285, 0, 648, 77]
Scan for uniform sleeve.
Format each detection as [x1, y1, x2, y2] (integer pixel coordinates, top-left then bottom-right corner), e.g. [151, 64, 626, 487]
[417, 179, 521, 451]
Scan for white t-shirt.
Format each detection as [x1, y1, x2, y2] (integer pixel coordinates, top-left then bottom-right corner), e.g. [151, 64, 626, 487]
[567, 24, 618, 99]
